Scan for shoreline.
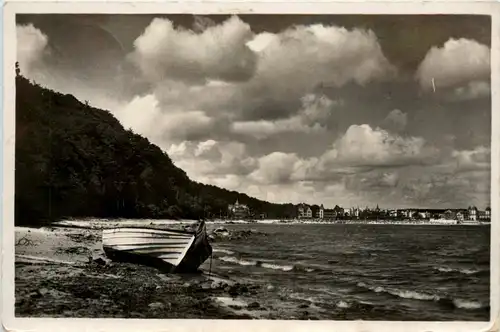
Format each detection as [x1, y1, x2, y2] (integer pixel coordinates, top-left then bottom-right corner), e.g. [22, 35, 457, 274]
[45, 218, 490, 230]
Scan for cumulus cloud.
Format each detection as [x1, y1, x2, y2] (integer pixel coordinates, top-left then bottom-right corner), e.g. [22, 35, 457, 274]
[451, 80, 490, 101]
[238, 24, 397, 114]
[341, 145, 491, 208]
[326, 124, 435, 167]
[139, 21, 397, 126]
[416, 38, 490, 91]
[160, 111, 215, 141]
[117, 94, 216, 147]
[192, 15, 216, 32]
[246, 124, 437, 186]
[231, 94, 337, 139]
[167, 140, 257, 181]
[16, 24, 49, 76]
[249, 152, 301, 184]
[121, 18, 399, 149]
[166, 124, 490, 208]
[246, 32, 276, 53]
[253, 25, 396, 89]
[130, 16, 257, 84]
[451, 146, 490, 172]
[117, 94, 160, 135]
[382, 109, 408, 132]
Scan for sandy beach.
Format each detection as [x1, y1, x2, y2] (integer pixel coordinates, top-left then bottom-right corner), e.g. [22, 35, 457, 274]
[14, 220, 270, 319]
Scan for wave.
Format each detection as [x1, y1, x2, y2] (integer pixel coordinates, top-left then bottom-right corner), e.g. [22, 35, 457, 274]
[213, 249, 235, 255]
[288, 292, 322, 304]
[218, 256, 257, 266]
[217, 256, 316, 273]
[453, 299, 484, 310]
[357, 282, 439, 301]
[261, 262, 294, 271]
[336, 300, 351, 308]
[356, 282, 487, 310]
[434, 266, 481, 275]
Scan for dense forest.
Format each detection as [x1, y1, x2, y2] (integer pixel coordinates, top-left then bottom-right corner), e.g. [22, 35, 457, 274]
[14, 65, 298, 226]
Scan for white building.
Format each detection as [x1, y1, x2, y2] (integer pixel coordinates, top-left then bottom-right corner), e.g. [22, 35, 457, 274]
[319, 204, 325, 219]
[467, 206, 478, 221]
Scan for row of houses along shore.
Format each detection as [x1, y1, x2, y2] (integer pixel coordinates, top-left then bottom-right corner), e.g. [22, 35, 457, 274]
[296, 204, 491, 222]
[227, 200, 491, 223]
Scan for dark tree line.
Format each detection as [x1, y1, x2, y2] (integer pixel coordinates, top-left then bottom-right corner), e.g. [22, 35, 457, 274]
[14, 67, 296, 226]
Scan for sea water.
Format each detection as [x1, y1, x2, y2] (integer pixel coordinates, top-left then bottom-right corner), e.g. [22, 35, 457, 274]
[202, 223, 490, 320]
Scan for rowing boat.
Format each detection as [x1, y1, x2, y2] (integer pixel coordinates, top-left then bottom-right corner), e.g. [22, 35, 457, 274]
[102, 220, 212, 273]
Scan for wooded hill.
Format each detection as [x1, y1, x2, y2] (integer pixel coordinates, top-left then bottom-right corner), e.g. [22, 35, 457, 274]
[15, 68, 297, 226]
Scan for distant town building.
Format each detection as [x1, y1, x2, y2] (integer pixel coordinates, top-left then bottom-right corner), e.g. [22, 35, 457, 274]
[444, 209, 456, 220]
[417, 211, 430, 219]
[333, 205, 344, 218]
[478, 207, 491, 221]
[319, 204, 325, 219]
[478, 210, 486, 220]
[467, 206, 478, 221]
[228, 199, 249, 219]
[298, 203, 312, 219]
[323, 209, 336, 219]
[311, 205, 321, 219]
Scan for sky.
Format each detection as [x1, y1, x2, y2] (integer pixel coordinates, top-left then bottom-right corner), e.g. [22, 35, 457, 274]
[15, 14, 492, 209]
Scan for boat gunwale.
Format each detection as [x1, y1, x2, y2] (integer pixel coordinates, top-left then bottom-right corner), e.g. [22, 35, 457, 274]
[101, 226, 197, 235]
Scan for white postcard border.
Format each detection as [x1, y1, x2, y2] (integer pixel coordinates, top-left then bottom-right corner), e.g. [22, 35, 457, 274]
[2, 1, 499, 332]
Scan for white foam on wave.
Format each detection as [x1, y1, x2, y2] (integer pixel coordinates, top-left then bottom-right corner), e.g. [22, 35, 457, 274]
[434, 266, 480, 275]
[459, 268, 479, 275]
[453, 299, 483, 310]
[357, 282, 486, 310]
[213, 249, 235, 255]
[336, 300, 351, 308]
[389, 289, 440, 301]
[214, 296, 248, 307]
[219, 256, 256, 266]
[357, 282, 440, 301]
[218, 255, 317, 274]
[261, 263, 294, 271]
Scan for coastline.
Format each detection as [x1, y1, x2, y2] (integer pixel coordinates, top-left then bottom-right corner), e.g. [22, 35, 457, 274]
[50, 218, 490, 229]
[208, 219, 489, 226]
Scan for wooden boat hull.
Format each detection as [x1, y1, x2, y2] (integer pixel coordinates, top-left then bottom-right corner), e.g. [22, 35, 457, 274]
[102, 221, 212, 273]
